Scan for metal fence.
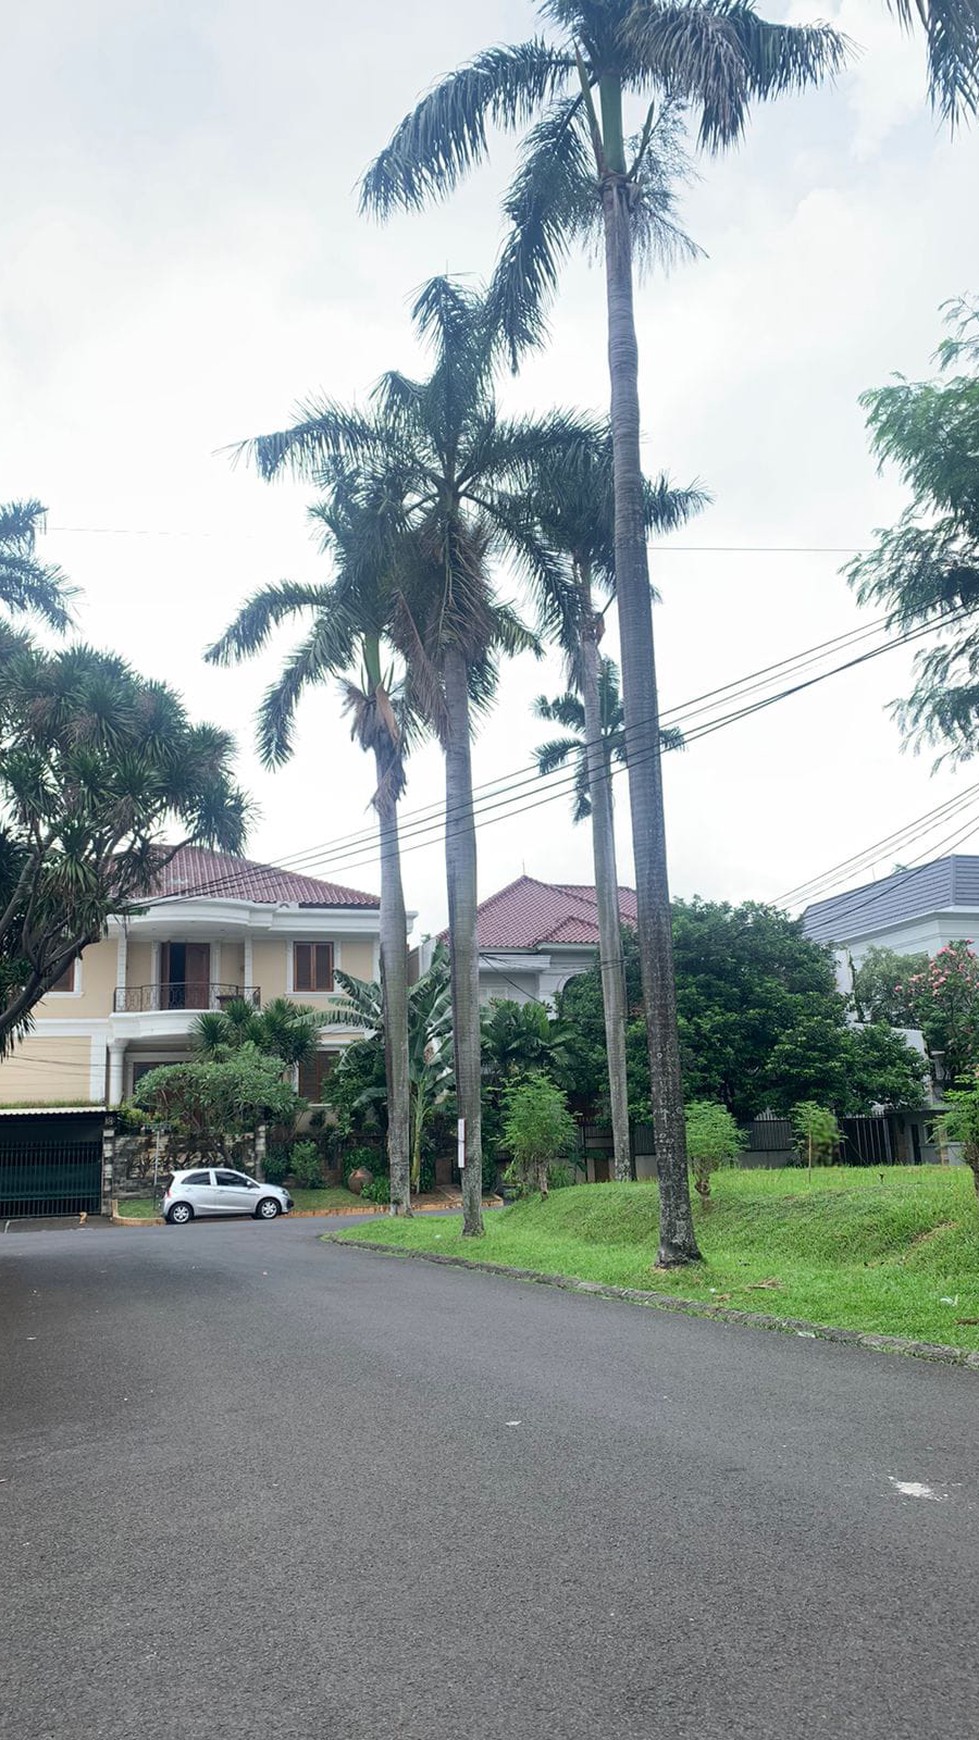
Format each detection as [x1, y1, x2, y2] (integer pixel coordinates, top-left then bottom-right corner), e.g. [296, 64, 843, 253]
[0, 1140, 103, 1217]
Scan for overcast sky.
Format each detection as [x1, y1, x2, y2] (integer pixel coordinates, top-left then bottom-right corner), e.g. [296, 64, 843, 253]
[3, 0, 978, 937]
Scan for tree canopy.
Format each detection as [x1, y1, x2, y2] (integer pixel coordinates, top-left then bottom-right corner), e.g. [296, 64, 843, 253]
[130, 1045, 303, 1162]
[0, 638, 247, 1054]
[558, 901, 927, 1120]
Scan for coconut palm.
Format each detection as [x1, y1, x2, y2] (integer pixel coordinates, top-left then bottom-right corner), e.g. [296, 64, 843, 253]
[235, 276, 589, 1237]
[360, 2, 857, 1262]
[0, 500, 74, 629]
[205, 470, 415, 1214]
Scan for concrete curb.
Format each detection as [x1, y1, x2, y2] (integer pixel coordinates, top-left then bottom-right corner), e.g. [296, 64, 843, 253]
[325, 1238, 979, 1372]
[109, 1197, 486, 1227]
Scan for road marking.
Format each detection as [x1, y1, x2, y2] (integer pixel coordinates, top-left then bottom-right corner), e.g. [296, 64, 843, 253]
[505, 1420, 521, 1427]
[888, 1477, 948, 1502]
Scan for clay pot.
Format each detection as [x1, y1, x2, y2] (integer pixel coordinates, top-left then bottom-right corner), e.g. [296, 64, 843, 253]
[348, 1167, 373, 1196]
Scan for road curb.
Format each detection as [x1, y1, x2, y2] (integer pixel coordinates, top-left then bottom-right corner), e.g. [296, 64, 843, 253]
[325, 1238, 979, 1372]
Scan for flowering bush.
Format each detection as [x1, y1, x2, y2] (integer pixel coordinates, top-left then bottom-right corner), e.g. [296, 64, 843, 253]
[905, 942, 979, 1087]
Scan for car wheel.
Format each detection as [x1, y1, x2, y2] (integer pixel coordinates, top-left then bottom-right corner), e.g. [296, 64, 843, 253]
[256, 1197, 281, 1220]
[166, 1202, 194, 1225]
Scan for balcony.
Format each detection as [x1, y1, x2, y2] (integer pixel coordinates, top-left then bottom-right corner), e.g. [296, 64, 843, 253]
[113, 983, 262, 1014]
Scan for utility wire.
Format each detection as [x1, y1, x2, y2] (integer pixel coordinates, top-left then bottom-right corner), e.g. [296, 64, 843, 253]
[140, 611, 948, 907]
[778, 784, 979, 906]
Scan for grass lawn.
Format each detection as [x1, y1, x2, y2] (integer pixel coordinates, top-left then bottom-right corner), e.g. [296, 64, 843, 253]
[115, 1185, 364, 1219]
[334, 1166, 979, 1350]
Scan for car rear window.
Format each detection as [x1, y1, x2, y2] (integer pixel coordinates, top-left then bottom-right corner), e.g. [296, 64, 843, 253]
[183, 1170, 211, 1187]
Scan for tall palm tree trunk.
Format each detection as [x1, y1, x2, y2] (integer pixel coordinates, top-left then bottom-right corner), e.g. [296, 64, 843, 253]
[443, 645, 485, 1236]
[577, 565, 632, 1183]
[599, 82, 699, 1264]
[375, 755, 412, 1215]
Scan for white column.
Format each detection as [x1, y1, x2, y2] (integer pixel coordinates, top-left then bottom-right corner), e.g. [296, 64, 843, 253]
[243, 935, 253, 996]
[211, 940, 221, 1004]
[108, 1040, 126, 1108]
[115, 925, 128, 1003]
[151, 940, 161, 1002]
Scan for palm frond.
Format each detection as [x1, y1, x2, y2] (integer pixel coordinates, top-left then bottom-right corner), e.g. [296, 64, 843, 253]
[233, 402, 382, 483]
[487, 97, 596, 366]
[884, 0, 979, 124]
[254, 609, 360, 767]
[625, 1, 851, 152]
[204, 581, 332, 666]
[0, 500, 76, 631]
[359, 41, 573, 216]
[533, 733, 580, 776]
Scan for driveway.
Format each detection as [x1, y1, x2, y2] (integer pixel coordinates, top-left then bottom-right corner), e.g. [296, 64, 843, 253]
[2, 1217, 976, 1740]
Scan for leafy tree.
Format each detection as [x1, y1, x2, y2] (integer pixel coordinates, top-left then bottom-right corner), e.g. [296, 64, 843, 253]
[0, 500, 74, 629]
[560, 904, 927, 1119]
[791, 1102, 840, 1176]
[501, 1070, 578, 1198]
[849, 945, 928, 1026]
[239, 277, 589, 1237]
[481, 997, 569, 1086]
[362, 0, 848, 1266]
[323, 947, 454, 1192]
[904, 941, 979, 1085]
[130, 1044, 303, 1165]
[207, 466, 414, 1215]
[192, 997, 325, 1070]
[0, 640, 246, 1054]
[684, 1100, 744, 1208]
[848, 301, 979, 759]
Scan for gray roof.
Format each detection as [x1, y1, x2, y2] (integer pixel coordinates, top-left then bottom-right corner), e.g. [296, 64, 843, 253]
[802, 855, 979, 944]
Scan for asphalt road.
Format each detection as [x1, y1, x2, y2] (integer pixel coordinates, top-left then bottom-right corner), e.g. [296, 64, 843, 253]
[2, 1217, 978, 1740]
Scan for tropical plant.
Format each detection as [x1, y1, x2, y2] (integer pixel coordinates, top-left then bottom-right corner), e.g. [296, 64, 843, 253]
[903, 942, 979, 1086]
[193, 996, 325, 1069]
[324, 946, 455, 1192]
[848, 300, 979, 761]
[129, 1044, 302, 1164]
[290, 1139, 324, 1189]
[849, 945, 928, 1027]
[501, 1070, 578, 1198]
[684, 1099, 744, 1207]
[206, 467, 414, 1214]
[361, 0, 851, 1262]
[237, 276, 591, 1235]
[791, 1101, 840, 1176]
[534, 661, 683, 820]
[481, 997, 569, 1085]
[0, 500, 74, 629]
[0, 640, 247, 1054]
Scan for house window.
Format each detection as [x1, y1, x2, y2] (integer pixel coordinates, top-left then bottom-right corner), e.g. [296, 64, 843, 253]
[293, 942, 334, 993]
[299, 1052, 336, 1102]
[48, 960, 77, 994]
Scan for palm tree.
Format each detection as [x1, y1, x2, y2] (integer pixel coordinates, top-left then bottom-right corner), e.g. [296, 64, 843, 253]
[360, 2, 854, 1264]
[0, 500, 74, 628]
[235, 277, 588, 1237]
[533, 658, 682, 1181]
[193, 996, 325, 1071]
[205, 471, 415, 1214]
[324, 948, 454, 1193]
[524, 430, 701, 1189]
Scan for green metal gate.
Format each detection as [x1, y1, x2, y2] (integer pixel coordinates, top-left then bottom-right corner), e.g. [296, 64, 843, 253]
[0, 1115, 104, 1217]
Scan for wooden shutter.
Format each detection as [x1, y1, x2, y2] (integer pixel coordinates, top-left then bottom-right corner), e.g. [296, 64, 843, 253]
[294, 943, 334, 992]
[299, 1051, 336, 1101]
[48, 960, 77, 994]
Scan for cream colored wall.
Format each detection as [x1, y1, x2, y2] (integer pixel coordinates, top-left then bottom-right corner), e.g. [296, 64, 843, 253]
[126, 940, 153, 990]
[36, 938, 117, 1020]
[252, 939, 288, 1000]
[223, 940, 246, 985]
[339, 940, 375, 981]
[0, 1036, 96, 1106]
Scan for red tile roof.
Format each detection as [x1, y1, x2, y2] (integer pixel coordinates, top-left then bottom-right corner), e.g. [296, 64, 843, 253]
[144, 846, 379, 908]
[446, 876, 637, 950]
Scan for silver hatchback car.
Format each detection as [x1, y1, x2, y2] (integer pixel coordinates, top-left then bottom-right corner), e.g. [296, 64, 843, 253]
[161, 1167, 293, 1225]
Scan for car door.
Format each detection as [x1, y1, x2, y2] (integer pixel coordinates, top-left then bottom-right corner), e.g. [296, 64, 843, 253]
[213, 1169, 259, 1214]
[180, 1169, 216, 1215]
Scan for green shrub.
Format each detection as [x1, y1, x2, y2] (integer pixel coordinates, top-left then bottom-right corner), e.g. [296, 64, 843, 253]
[342, 1144, 384, 1184]
[262, 1144, 290, 1185]
[361, 1174, 392, 1205]
[547, 1161, 578, 1191]
[501, 1072, 578, 1198]
[684, 1101, 745, 1208]
[291, 1140, 324, 1189]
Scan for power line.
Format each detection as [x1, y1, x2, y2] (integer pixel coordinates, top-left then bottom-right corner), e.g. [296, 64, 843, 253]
[47, 524, 869, 554]
[140, 610, 942, 907]
[781, 801, 979, 928]
[778, 784, 979, 907]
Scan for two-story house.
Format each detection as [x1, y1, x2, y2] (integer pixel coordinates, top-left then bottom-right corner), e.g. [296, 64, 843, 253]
[0, 846, 386, 1109]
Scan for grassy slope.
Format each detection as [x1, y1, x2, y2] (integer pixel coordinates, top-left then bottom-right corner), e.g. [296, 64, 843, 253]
[335, 1167, 979, 1350]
